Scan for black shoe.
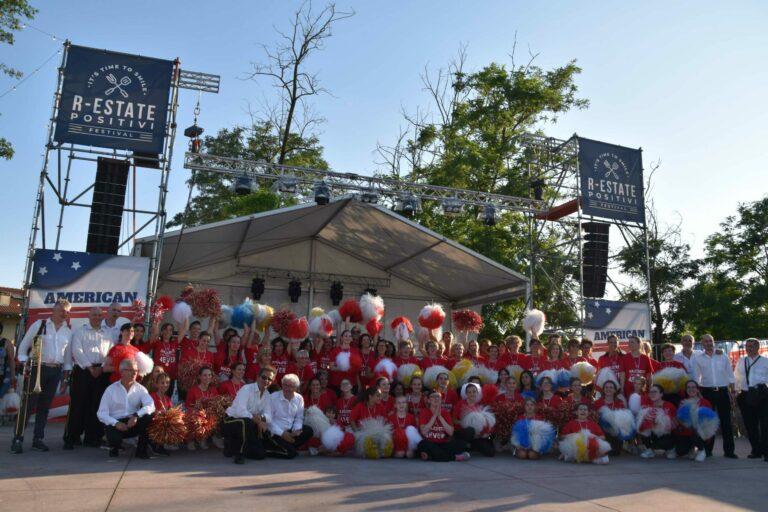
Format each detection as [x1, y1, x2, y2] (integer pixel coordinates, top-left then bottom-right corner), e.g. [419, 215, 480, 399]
[747, 453, 762, 459]
[153, 445, 170, 456]
[73, 438, 83, 446]
[84, 439, 102, 448]
[10, 439, 23, 454]
[764, 456, 768, 462]
[32, 439, 49, 452]
[109, 448, 119, 457]
[63, 441, 74, 450]
[135, 451, 151, 460]
[724, 453, 738, 459]
[234, 455, 245, 464]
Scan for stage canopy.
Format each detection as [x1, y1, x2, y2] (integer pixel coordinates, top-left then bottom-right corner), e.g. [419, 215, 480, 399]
[134, 198, 528, 336]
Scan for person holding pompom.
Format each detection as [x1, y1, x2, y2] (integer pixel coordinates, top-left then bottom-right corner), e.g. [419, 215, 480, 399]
[597, 335, 626, 391]
[218, 363, 246, 399]
[407, 376, 427, 417]
[562, 377, 593, 417]
[527, 339, 548, 375]
[497, 375, 524, 404]
[512, 398, 550, 460]
[304, 377, 336, 411]
[654, 343, 687, 406]
[180, 330, 215, 369]
[537, 376, 564, 410]
[336, 379, 356, 430]
[389, 395, 417, 458]
[674, 380, 716, 462]
[149, 320, 181, 397]
[593, 380, 629, 455]
[519, 371, 537, 400]
[350, 386, 386, 429]
[622, 336, 655, 398]
[185, 367, 219, 450]
[453, 383, 495, 457]
[638, 384, 677, 459]
[329, 330, 361, 392]
[215, 334, 245, 382]
[147, 373, 172, 455]
[104, 323, 142, 384]
[419, 340, 448, 370]
[559, 403, 610, 464]
[416, 391, 470, 462]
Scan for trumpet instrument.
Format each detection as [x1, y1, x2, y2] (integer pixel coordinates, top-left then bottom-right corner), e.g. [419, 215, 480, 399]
[31, 334, 43, 394]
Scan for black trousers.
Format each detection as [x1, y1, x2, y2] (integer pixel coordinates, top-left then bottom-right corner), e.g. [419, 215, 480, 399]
[105, 414, 152, 453]
[700, 387, 735, 456]
[27, 365, 62, 440]
[221, 416, 266, 459]
[675, 433, 707, 456]
[455, 427, 494, 456]
[264, 427, 314, 459]
[639, 433, 674, 451]
[64, 366, 109, 444]
[604, 433, 623, 456]
[738, 391, 768, 456]
[416, 438, 466, 462]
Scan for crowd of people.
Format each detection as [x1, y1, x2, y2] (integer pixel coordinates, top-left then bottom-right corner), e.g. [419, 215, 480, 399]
[7, 298, 768, 467]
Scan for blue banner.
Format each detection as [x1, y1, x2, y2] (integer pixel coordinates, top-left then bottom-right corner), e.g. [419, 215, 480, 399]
[53, 45, 173, 153]
[584, 299, 650, 343]
[578, 137, 645, 223]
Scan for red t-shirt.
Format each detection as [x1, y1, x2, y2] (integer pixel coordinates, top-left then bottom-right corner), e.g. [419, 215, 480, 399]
[502, 353, 532, 370]
[656, 360, 686, 371]
[528, 356, 548, 374]
[244, 347, 263, 382]
[218, 379, 244, 399]
[350, 402, 386, 426]
[270, 352, 292, 381]
[329, 347, 361, 387]
[544, 358, 569, 371]
[379, 395, 395, 415]
[336, 395, 356, 429]
[561, 419, 604, 437]
[438, 388, 459, 414]
[407, 392, 426, 417]
[495, 390, 524, 404]
[585, 356, 599, 368]
[538, 394, 564, 409]
[485, 358, 507, 371]
[452, 399, 484, 426]
[418, 408, 453, 443]
[564, 356, 588, 368]
[562, 394, 592, 410]
[388, 411, 416, 430]
[593, 397, 627, 411]
[597, 352, 625, 375]
[313, 347, 333, 373]
[106, 343, 140, 383]
[150, 339, 179, 379]
[621, 354, 654, 395]
[151, 391, 173, 412]
[292, 363, 316, 387]
[304, 389, 337, 411]
[466, 354, 487, 366]
[180, 347, 215, 368]
[419, 355, 449, 371]
[179, 336, 198, 353]
[393, 355, 420, 368]
[358, 350, 376, 388]
[215, 349, 244, 378]
[185, 385, 219, 409]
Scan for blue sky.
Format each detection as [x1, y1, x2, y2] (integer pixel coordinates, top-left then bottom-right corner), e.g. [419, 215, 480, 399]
[1, 0, 767, 288]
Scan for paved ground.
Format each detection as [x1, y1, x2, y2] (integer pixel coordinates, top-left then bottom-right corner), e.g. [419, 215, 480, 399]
[0, 424, 765, 512]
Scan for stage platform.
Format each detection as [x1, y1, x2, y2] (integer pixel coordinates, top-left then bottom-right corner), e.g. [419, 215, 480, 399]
[0, 423, 763, 512]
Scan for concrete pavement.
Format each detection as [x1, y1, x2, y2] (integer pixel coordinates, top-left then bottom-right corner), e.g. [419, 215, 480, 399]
[0, 424, 765, 511]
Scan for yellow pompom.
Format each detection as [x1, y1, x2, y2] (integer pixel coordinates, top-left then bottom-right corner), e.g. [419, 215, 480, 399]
[382, 439, 394, 458]
[257, 305, 274, 331]
[364, 437, 380, 459]
[451, 359, 473, 380]
[310, 307, 325, 318]
[575, 434, 588, 463]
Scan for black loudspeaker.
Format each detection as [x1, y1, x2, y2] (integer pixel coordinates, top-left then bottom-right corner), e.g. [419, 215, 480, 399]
[582, 222, 609, 298]
[86, 158, 129, 255]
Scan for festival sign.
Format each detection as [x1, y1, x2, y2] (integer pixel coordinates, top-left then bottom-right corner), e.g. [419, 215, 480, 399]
[53, 44, 173, 153]
[578, 137, 645, 223]
[28, 249, 148, 328]
[584, 299, 651, 346]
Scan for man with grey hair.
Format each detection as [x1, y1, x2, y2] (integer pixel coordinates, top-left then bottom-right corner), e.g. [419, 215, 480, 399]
[673, 333, 700, 374]
[265, 373, 313, 459]
[102, 302, 130, 343]
[13, 299, 73, 453]
[97, 358, 155, 458]
[65, 307, 113, 449]
[692, 334, 737, 458]
[734, 338, 768, 461]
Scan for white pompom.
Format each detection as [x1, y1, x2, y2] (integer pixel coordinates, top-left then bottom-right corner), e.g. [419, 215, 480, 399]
[405, 425, 422, 451]
[522, 309, 546, 337]
[374, 358, 397, 379]
[628, 393, 642, 414]
[303, 405, 331, 437]
[171, 301, 193, 324]
[595, 367, 619, 389]
[335, 352, 351, 372]
[459, 406, 496, 437]
[3, 390, 21, 413]
[360, 293, 385, 322]
[321, 424, 345, 451]
[135, 351, 154, 376]
[327, 309, 342, 328]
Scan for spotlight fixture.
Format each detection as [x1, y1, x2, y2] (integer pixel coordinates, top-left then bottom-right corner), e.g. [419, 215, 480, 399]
[288, 278, 302, 303]
[530, 179, 545, 201]
[183, 124, 204, 154]
[313, 181, 331, 205]
[330, 281, 344, 305]
[395, 194, 421, 217]
[251, 277, 265, 300]
[442, 197, 463, 217]
[360, 188, 379, 204]
[479, 204, 497, 226]
[363, 287, 378, 296]
[234, 175, 257, 196]
[272, 176, 298, 194]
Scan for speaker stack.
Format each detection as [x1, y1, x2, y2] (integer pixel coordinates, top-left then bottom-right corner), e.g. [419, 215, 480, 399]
[582, 221, 609, 298]
[86, 157, 129, 255]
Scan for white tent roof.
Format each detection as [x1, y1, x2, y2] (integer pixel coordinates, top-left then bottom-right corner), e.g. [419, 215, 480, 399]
[134, 198, 528, 312]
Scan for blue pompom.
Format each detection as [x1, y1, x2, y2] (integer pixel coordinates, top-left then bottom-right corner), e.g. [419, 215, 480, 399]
[219, 305, 233, 328]
[512, 419, 531, 449]
[556, 369, 573, 390]
[676, 401, 694, 428]
[231, 300, 254, 328]
[521, 390, 537, 400]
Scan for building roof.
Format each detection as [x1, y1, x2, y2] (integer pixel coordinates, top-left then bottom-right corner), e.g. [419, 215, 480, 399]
[0, 286, 23, 317]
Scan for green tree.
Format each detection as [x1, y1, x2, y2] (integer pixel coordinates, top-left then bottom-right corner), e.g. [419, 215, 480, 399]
[377, 49, 588, 338]
[167, 122, 327, 228]
[0, 0, 38, 159]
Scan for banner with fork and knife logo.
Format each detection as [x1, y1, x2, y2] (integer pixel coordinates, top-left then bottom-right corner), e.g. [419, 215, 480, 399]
[578, 137, 645, 223]
[53, 44, 173, 153]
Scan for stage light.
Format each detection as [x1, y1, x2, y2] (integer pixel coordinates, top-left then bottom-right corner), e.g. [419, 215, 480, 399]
[313, 181, 331, 205]
[330, 281, 344, 305]
[530, 179, 545, 201]
[396, 194, 421, 217]
[251, 277, 265, 300]
[363, 287, 378, 296]
[288, 278, 302, 303]
[479, 204, 497, 226]
[272, 176, 298, 194]
[234, 175, 257, 196]
[442, 198, 463, 217]
[183, 124, 204, 154]
[360, 188, 379, 204]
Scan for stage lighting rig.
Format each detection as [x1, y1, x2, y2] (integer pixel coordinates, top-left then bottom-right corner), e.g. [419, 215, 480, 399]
[313, 181, 331, 205]
[288, 278, 302, 303]
[272, 176, 298, 194]
[396, 193, 421, 217]
[479, 204, 497, 226]
[251, 277, 265, 300]
[360, 188, 379, 204]
[442, 198, 463, 217]
[330, 281, 344, 305]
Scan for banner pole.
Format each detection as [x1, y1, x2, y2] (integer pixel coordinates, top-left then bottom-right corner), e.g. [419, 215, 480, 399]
[574, 135, 585, 338]
[639, 148, 653, 343]
[19, 41, 69, 339]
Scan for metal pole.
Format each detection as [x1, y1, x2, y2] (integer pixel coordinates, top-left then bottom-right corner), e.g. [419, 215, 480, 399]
[574, 135, 585, 337]
[308, 238, 316, 316]
[54, 149, 74, 249]
[640, 148, 654, 343]
[145, 58, 181, 324]
[19, 41, 68, 337]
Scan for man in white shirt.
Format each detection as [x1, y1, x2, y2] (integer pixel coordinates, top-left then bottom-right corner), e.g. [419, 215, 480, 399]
[734, 338, 768, 461]
[101, 302, 130, 343]
[265, 373, 314, 459]
[692, 334, 737, 458]
[97, 358, 155, 458]
[222, 365, 276, 464]
[64, 307, 113, 449]
[673, 334, 700, 374]
[12, 299, 73, 454]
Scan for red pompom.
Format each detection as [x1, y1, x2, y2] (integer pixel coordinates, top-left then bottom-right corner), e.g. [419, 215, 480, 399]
[177, 360, 217, 392]
[390, 316, 413, 332]
[492, 400, 523, 441]
[418, 303, 445, 330]
[366, 318, 383, 337]
[156, 295, 174, 312]
[338, 432, 355, 454]
[131, 299, 146, 324]
[392, 428, 408, 452]
[286, 317, 309, 341]
[480, 383, 499, 405]
[339, 299, 363, 323]
[148, 406, 187, 445]
[179, 284, 195, 303]
[271, 309, 297, 338]
[348, 351, 362, 372]
[451, 309, 484, 333]
[198, 395, 232, 423]
[191, 288, 222, 318]
[184, 408, 217, 441]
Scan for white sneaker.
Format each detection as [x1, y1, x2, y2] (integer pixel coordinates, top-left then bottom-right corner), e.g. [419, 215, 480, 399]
[666, 449, 677, 460]
[640, 448, 655, 459]
[594, 455, 609, 465]
[186, 442, 196, 451]
[687, 448, 698, 460]
[308, 447, 319, 456]
[164, 444, 179, 451]
[212, 436, 225, 450]
[695, 450, 706, 462]
[199, 439, 209, 450]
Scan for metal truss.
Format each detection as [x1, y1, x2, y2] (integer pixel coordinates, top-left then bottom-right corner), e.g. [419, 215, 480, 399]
[179, 70, 221, 93]
[183, 152, 547, 214]
[235, 266, 391, 288]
